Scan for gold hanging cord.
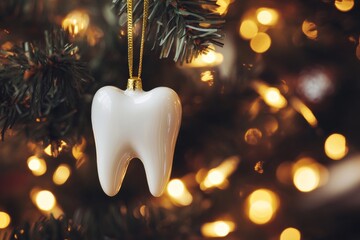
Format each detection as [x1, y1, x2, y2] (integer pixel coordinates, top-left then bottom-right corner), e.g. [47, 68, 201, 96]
[127, 0, 149, 90]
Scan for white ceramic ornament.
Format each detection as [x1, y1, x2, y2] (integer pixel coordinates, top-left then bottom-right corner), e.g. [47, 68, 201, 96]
[91, 79, 182, 197]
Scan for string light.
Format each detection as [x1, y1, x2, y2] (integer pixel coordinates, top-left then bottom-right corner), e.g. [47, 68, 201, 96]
[290, 97, 318, 127]
[244, 128, 263, 145]
[252, 81, 288, 109]
[27, 156, 47, 176]
[201, 70, 214, 86]
[0, 211, 11, 229]
[292, 158, 328, 192]
[215, 0, 231, 15]
[256, 8, 279, 26]
[53, 164, 71, 185]
[302, 20, 318, 40]
[62, 10, 90, 36]
[200, 156, 240, 190]
[280, 227, 301, 240]
[201, 220, 235, 237]
[186, 49, 224, 67]
[246, 189, 279, 225]
[334, 0, 354, 12]
[239, 20, 258, 40]
[44, 140, 67, 156]
[324, 133, 348, 160]
[32, 190, 56, 211]
[167, 179, 193, 206]
[250, 32, 272, 53]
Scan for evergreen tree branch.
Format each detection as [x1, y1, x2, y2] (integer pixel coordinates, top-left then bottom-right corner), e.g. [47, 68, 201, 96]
[113, 0, 225, 63]
[0, 29, 93, 153]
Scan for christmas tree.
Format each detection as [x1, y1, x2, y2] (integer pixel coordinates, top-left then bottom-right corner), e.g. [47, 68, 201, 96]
[1, 0, 360, 239]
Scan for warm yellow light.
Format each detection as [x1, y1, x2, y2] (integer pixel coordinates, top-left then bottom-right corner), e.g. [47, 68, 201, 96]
[244, 128, 263, 145]
[256, 8, 279, 26]
[201, 220, 235, 237]
[264, 87, 287, 108]
[293, 166, 320, 192]
[27, 156, 47, 176]
[62, 10, 90, 36]
[0, 211, 11, 229]
[201, 71, 214, 86]
[280, 227, 301, 240]
[334, 0, 354, 12]
[216, 0, 231, 15]
[205, 169, 225, 187]
[291, 98, 318, 127]
[252, 81, 287, 109]
[53, 164, 71, 185]
[247, 189, 279, 225]
[200, 156, 240, 190]
[187, 50, 224, 67]
[324, 133, 348, 160]
[250, 32, 271, 53]
[239, 20, 258, 40]
[167, 179, 185, 197]
[249, 200, 273, 224]
[167, 179, 193, 206]
[35, 190, 56, 211]
[302, 20, 318, 40]
[44, 141, 67, 156]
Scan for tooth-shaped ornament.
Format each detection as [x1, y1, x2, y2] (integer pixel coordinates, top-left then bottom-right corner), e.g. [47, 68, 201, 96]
[91, 79, 182, 197]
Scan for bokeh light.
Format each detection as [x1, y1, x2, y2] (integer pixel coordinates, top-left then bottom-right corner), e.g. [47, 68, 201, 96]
[291, 97, 318, 127]
[201, 70, 214, 86]
[293, 166, 320, 192]
[244, 128, 263, 145]
[34, 190, 56, 211]
[280, 227, 301, 240]
[334, 0, 354, 12]
[239, 20, 258, 40]
[324, 133, 348, 160]
[216, 0, 231, 15]
[200, 156, 240, 190]
[264, 88, 287, 108]
[167, 179, 193, 206]
[292, 158, 328, 192]
[0, 211, 11, 229]
[201, 220, 235, 237]
[187, 49, 224, 67]
[250, 32, 272, 53]
[256, 8, 279, 26]
[302, 20, 318, 40]
[62, 9, 90, 36]
[53, 164, 71, 185]
[247, 189, 279, 224]
[27, 156, 47, 176]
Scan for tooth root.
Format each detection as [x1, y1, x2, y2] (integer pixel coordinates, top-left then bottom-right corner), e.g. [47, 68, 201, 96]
[137, 88, 181, 197]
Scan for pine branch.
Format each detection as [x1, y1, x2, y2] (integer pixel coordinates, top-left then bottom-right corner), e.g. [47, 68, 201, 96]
[113, 0, 225, 63]
[0, 28, 93, 152]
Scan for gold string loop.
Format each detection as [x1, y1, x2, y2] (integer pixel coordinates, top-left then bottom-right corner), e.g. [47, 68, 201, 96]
[127, 0, 149, 90]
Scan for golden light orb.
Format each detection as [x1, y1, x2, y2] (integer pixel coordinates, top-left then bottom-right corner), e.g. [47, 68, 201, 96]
[280, 227, 301, 240]
[334, 0, 355, 12]
[247, 189, 279, 225]
[0, 211, 11, 229]
[201, 220, 235, 237]
[35, 190, 56, 211]
[250, 32, 272, 53]
[293, 166, 320, 192]
[239, 20, 258, 40]
[302, 20, 318, 40]
[324, 133, 348, 160]
[27, 156, 47, 176]
[53, 164, 71, 185]
[256, 8, 279, 26]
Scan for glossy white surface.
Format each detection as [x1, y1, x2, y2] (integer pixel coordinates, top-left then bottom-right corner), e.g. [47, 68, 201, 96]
[91, 86, 182, 197]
